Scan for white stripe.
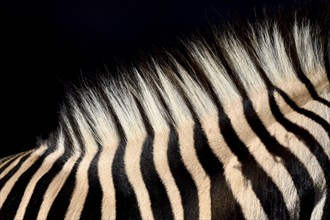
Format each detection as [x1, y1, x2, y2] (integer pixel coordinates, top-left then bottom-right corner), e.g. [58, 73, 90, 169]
[14, 132, 65, 219]
[107, 83, 154, 220]
[201, 115, 267, 219]
[37, 116, 81, 220]
[0, 145, 47, 209]
[0, 151, 30, 170]
[0, 151, 31, 179]
[36, 153, 80, 219]
[176, 64, 265, 218]
[80, 91, 120, 220]
[65, 105, 99, 220]
[156, 68, 211, 219]
[137, 73, 184, 219]
[274, 91, 329, 218]
[223, 41, 302, 215]
[294, 22, 327, 91]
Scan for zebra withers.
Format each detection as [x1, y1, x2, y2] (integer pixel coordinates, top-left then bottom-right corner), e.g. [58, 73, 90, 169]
[0, 6, 330, 220]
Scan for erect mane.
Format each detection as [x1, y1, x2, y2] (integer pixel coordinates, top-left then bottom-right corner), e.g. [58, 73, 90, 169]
[56, 6, 330, 153]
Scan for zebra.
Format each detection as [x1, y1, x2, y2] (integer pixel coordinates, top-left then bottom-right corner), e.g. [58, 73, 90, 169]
[0, 5, 330, 220]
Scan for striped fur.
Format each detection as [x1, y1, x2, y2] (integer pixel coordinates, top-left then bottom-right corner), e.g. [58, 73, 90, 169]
[0, 7, 330, 220]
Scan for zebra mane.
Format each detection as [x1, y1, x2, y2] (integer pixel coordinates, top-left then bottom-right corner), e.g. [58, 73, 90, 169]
[56, 8, 330, 153]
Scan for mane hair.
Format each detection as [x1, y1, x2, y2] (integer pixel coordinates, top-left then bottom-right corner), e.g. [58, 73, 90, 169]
[56, 6, 329, 152]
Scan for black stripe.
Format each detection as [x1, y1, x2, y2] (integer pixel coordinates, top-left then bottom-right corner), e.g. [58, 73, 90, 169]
[132, 67, 199, 219]
[194, 122, 244, 219]
[24, 160, 67, 220]
[282, 21, 330, 108]
[173, 42, 290, 218]
[193, 45, 290, 218]
[0, 152, 25, 174]
[237, 34, 318, 218]
[275, 89, 330, 138]
[46, 151, 85, 220]
[96, 87, 142, 220]
[165, 54, 244, 219]
[168, 57, 245, 219]
[80, 144, 103, 220]
[243, 92, 315, 219]
[278, 14, 330, 219]
[167, 126, 199, 219]
[112, 140, 141, 220]
[292, 57, 330, 108]
[270, 89, 330, 220]
[0, 155, 15, 167]
[217, 102, 289, 219]
[140, 135, 174, 220]
[226, 56, 315, 218]
[132, 94, 174, 220]
[23, 132, 73, 219]
[0, 149, 48, 219]
[0, 153, 31, 190]
[47, 112, 87, 220]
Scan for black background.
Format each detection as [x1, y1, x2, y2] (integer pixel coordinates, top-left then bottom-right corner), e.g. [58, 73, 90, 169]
[0, 0, 310, 157]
